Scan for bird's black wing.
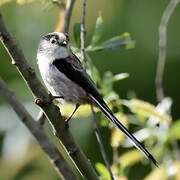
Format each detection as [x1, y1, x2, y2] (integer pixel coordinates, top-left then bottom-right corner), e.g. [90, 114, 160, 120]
[52, 54, 157, 166]
[53, 54, 104, 104]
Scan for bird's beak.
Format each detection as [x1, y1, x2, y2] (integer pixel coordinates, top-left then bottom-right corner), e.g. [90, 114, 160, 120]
[58, 40, 67, 47]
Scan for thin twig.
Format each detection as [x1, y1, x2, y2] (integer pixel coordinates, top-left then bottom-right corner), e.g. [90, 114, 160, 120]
[155, 0, 180, 161]
[0, 78, 76, 180]
[155, 0, 180, 102]
[80, 0, 86, 62]
[64, 0, 75, 33]
[91, 106, 115, 180]
[0, 12, 98, 180]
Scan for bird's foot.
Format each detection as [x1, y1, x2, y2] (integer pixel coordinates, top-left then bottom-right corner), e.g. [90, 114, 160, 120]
[48, 92, 64, 103]
[64, 118, 70, 129]
[64, 104, 80, 129]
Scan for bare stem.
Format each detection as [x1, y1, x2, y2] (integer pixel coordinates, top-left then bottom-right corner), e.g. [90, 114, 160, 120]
[155, 0, 180, 102]
[0, 78, 76, 180]
[53, 0, 75, 33]
[64, 0, 75, 33]
[80, 0, 86, 61]
[53, 1, 66, 32]
[0, 12, 98, 180]
[156, 0, 180, 161]
[91, 106, 115, 180]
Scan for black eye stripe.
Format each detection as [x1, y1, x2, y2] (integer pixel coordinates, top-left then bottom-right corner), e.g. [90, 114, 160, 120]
[54, 35, 59, 40]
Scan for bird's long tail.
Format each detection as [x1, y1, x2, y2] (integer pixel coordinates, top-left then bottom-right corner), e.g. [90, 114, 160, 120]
[90, 95, 157, 166]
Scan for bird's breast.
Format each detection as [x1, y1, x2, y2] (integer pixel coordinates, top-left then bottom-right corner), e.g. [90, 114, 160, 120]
[38, 59, 88, 104]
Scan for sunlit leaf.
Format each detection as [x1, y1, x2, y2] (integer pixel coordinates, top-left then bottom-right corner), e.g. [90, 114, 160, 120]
[119, 149, 143, 167]
[0, 0, 12, 6]
[173, 161, 180, 179]
[101, 71, 114, 95]
[0, 0, 56, 6]
[96, 111, 109, 127]
[95, 162, 111, 180]
[123, 128, 153, 148]
[123, 99, 171, 123]
[144, 165, 167, 180]
[73, 23, 81, 48]
[168, 120, 180, 140]
[16, 0, 34, 4]
[111, 113, 128, 147]
[104, 91, 119, 103]
[113, 73, 129, 81]
[91, 13, 104, 46]
[85, 54, 101, 84]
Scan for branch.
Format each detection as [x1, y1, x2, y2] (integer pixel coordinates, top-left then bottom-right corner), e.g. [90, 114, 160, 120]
[0, 12, 98, 180]
[0, 78, 76, 180]
[64, 0, 75, 33]
[155, 0, 180, 102]
[80, 0, 86, 61]
[53, 0, 75, 33]
[37, 109, 46, 126]
[53, 1, 66, 32]
[91, 106, 115, 180]
[155, 0, 180, 161]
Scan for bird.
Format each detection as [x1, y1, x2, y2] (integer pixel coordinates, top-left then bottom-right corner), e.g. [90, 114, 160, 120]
[37, 32, 157, 166]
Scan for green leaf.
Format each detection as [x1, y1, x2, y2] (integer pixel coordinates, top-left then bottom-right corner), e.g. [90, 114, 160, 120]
[85, 54, 101, 84]
[113, 73, 129, 81]
[119, 149, 143, 167]
[95, 162, 111, 180]
[91, 13, 104, 46]
[111, 113, 129, 147]
[144, 165, 166, 180]
[123, 99, 171, 123]
[101, 33, 135, 50]
[168, 120, 180, 140]
[0, 0, 13, 6]
[86, 33, 135, 52]
[16, 0, 34, 4]
[101, 71, 114, 95]
[73, 23, 81, 48]
[0, 0, 52, 6]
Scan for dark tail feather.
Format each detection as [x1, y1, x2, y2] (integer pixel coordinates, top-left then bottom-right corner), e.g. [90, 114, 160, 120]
[90, 95, 158, 166]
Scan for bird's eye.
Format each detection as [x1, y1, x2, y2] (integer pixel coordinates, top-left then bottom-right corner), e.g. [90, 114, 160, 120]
[50, 37, 56, 44]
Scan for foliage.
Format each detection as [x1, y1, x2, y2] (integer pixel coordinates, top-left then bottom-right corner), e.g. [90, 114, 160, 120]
[71, 13, 180, 180]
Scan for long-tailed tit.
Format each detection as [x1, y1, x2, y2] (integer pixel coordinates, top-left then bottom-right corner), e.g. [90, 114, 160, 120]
[37, 32, 157, 166]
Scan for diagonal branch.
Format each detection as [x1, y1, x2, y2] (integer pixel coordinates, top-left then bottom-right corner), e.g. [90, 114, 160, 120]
[0, 12, 98, 180]
[37, 109, 46, 126]
[0, 77, 76, 180]
[155, 0, 180, 102]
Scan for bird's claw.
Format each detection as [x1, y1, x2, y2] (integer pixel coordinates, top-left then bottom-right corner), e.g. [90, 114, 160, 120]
[48, 92, 64, 103]
[65, 119, 70, 129]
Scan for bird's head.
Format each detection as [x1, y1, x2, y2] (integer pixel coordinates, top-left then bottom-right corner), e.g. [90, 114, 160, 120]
[37, 32, 70, 60]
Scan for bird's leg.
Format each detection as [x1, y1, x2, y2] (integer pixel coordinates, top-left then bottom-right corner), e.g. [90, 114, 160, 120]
[48, 92, 64, 103]
[65, 104, 80, 129]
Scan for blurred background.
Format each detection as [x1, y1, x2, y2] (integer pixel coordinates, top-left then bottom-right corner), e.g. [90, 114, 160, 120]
[0, 0, 180, 179]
